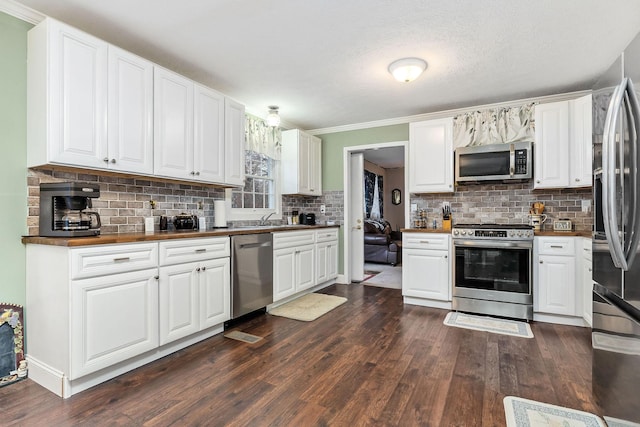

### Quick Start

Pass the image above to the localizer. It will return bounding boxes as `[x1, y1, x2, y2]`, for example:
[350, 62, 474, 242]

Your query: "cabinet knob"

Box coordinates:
[575, 178, 580, 182]
[589, 268, 592, 272]
[154, 275, 159, 280]
[443, 255, 448, 259]
[103, 157, 109, 163]
[196, 267, 201, 272]
[190, 171, 195, 175]
[202, 266, 206, 271]
[536, 180, 541, 184]
[110, 158, 116, 164]
[195, 172, 200, 176]
[310, 188, 315, 191]
[539, 260, 544, 264]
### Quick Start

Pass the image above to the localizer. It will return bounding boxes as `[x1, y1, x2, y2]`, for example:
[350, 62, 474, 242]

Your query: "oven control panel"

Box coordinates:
[452, 228, 534, 240]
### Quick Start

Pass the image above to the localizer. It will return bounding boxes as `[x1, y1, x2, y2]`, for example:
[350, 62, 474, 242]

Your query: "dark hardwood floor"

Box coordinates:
[1, 284, 598, 426]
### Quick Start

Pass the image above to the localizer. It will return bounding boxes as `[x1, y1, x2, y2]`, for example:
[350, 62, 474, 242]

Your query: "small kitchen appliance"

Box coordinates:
[299, 213, 316, 225]
[452, 223, 534, 320]
[173, 213, 198, 230]
[39, 182, 101, 237]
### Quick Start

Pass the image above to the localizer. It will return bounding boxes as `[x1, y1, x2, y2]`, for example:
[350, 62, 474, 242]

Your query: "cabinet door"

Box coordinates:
[199, 257, 231, 329]
[534, 101, 570, 189]
[159, 262, 199, 345]
[569, 94, 593, 188]
[316, 242, 329, 284]
[298, 132, 311, 194]
[224, 98, 245, 186]
[582, 239, 593, 326]
[327, 241, 338, 280]
[308, 135, 322, 195]
[409, 118, 454, 193]
[70, 269, 158, 379]
[402, 248, 450, 301]
[273, 247, 296, 301]
[194, 84, 225, 183]
[48, 20, 108, 168]
[296, 245, 316, 291]
[154, 67, 194, 179]
[107, 46, 154, 174]
[536, 255, 576, 315]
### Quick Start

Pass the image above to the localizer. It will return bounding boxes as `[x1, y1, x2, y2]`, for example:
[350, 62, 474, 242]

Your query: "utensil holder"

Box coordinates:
[442, 218, 451, 231]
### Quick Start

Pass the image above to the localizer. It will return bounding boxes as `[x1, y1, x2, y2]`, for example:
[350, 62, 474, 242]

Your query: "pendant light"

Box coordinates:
[266, 105, 281, 127]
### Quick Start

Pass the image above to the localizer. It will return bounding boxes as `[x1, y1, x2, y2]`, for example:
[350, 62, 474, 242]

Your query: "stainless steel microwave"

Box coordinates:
[455, 141, 532, 183]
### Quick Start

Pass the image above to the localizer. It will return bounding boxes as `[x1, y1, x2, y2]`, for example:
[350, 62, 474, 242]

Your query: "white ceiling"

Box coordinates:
[12, 0, 640, 131]
[364, 147, 405, 169]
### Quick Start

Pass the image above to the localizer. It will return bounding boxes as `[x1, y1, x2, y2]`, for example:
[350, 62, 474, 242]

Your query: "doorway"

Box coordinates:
[343, 141, 409, 285]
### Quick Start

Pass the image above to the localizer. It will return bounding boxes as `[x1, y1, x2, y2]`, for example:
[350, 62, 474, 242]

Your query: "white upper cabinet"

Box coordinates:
[534, 95, 592, 189]
[569, 94, 593, 187]
[107, 46, 154, 174]
[27, 18, 244, 186]
[281, 129, 323, 196]
[194, 84, 225, 183]
[153, 67, 195, 180]
[409, 118, 454, 193]
[224, 98, 246, 186]
[27, 18, 108, 169]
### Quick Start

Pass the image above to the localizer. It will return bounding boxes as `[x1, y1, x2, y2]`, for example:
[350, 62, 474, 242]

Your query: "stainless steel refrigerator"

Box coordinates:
[592, 30, 640, 425]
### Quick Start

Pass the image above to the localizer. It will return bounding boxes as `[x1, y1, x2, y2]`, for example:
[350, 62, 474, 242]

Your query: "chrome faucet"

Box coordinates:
[259, 212, 274, 225]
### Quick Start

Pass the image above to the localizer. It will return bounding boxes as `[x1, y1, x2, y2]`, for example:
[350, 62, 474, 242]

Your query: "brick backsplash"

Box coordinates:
[283, 191, 344, 225]
[410, 182, 593, 231]
[28, 169, 225, 235]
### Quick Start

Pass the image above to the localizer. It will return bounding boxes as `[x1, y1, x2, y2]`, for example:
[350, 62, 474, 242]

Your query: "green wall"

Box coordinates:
[0, 13, 32, 306]
[318, 123, 409, 274]
[320, 124, 409, 191]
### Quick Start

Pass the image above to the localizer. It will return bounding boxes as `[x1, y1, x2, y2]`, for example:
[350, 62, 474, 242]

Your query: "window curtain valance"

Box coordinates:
[453, 102, 536, 148]
[245, 114, 282, 160]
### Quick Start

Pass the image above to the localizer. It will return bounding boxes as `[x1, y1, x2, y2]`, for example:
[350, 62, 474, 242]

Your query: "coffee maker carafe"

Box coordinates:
[39, 182, 101, 237]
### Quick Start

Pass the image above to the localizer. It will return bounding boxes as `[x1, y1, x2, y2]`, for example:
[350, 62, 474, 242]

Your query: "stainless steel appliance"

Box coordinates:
[39, 182, 101, 237]
[173, 213, 198, 230]
[230, 233, 273, 319]
[452, 223, 534, 320]
[591, 30, 640, 425]
[455, 141, 532, 183]
[299, 213, 316, 225]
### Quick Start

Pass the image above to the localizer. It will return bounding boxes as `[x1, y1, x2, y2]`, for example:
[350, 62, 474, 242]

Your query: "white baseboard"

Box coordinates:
[26, 355, 65, 397]
[533, 312, 589, 327]
[403, 296, 452, 310]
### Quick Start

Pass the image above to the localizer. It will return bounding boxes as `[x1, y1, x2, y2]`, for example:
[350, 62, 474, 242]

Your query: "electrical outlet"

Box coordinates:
[581, 199, 591, 213]
[320, 204, 326, 214]
[411, 203, 418, 212]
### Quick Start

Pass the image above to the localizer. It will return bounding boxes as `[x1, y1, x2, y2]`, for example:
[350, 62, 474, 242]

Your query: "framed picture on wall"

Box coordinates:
[391, 188, 401, 205]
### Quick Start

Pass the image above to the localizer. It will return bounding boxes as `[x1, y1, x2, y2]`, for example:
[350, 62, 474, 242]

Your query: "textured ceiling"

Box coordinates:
[13, 0, 640, 131]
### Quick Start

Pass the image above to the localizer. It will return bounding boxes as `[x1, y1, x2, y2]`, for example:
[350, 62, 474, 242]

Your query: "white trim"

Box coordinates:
[403, 296, 453, 310]
[343, 140, 408, 284]
[533, 312, 589, 327]
[307, 90, 591, 135]
[0, 0, 45, 24]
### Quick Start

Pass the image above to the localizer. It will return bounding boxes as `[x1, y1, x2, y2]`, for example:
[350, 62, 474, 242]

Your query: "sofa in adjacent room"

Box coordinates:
[363, 219, 400, 266]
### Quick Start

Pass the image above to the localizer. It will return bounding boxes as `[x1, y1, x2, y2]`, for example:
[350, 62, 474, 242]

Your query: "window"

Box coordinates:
[227, 151, 281, 221]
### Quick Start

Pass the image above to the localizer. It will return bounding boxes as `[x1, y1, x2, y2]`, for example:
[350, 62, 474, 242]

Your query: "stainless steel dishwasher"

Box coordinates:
[230, 233, 273, 319]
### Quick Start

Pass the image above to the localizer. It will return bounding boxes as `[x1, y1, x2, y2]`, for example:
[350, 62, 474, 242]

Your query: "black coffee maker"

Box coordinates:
[39, 182, 101, 237]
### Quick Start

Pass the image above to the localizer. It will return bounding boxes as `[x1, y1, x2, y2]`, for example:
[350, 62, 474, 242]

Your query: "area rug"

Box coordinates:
[504, 396, 606, 427]
[269, 293, 347, 322]
[223, 330, 263, 344]
[444, 312, 534, 338]
[362, 270, 380, 281]
[362, 267, 402, 289]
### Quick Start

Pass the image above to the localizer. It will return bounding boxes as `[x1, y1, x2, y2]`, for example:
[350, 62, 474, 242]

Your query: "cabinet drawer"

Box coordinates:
[582, 238, 592, 261]
[273, 230, 315, 249]
[71, 243, 158, 279]
[316, 228, 339, 243]
[536, 237, 575, 256]
[159, 237, 230, 266]
[403, 233, 450, 250]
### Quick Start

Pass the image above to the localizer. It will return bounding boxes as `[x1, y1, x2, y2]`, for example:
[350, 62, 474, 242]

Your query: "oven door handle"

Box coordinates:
[453, 240, 532, 250]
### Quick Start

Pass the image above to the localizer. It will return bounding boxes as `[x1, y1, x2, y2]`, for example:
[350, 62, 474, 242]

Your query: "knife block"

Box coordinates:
[442, 217, 451, 231]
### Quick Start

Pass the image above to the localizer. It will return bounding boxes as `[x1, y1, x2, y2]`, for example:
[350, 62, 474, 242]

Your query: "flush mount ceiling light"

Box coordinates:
[266, 105, 281, 127]
[388, 57, 428, 83]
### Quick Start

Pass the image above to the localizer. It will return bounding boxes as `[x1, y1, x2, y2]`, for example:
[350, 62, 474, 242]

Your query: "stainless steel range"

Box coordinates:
[452, 223, 534, 320]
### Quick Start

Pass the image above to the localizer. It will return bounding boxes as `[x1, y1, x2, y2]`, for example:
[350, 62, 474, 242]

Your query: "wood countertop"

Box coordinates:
[401, 228, 591, 238]
[22, 224, 339, 247]
[401, 228, 450, 234]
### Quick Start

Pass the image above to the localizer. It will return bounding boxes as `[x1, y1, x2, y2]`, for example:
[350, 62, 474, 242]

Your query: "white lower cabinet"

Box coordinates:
[26, 237, 230, 398]
[70, 268, 159, 379]
[534, 236, 585, 322]
[581, 238, 593, 326]
[272, 228, 339, 304]
[402, 233, 451, 304]
[158, 238, 231, 345]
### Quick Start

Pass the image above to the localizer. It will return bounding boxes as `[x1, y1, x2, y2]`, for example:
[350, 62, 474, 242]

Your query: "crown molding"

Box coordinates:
[0, 0, 45, 24]
[307, 89, 592, 136]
